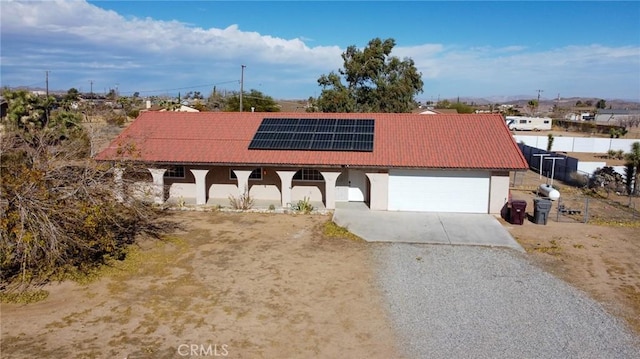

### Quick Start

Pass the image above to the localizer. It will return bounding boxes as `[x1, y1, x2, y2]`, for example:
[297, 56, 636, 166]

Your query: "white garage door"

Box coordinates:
[388, 170, 490, 213]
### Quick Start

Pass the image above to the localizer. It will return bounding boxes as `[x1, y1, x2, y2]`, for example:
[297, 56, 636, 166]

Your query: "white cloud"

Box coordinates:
[1, 0, 343, 68]
[1, 0, 638, 100]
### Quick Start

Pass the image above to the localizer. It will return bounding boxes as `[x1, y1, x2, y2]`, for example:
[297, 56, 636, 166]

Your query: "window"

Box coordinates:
[519, 119, 527, 124]
[229, 168, 262, 180]
[293, 169, 324, 181]
[543, 120, 550, 124]
[164, 166, 185, 178]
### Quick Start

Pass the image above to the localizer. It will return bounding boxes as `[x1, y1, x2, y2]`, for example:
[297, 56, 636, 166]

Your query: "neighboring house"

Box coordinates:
[594, 109, 640, 123]
[142, 102, 199, 112]
[95, 112, 528, 214]
[565, 112, 593, 121]
[418, 108, 459, 115]
[157, 105, 199, 112]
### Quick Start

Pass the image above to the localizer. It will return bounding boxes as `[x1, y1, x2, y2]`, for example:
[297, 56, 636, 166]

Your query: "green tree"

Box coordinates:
[1, 89, 53, 130]
[225, 89, 280, 112]
[434, 99, 474, 113]
[315, 37, 423, 113]
[547, 134, 555, 151]
[206, 87, 226, 111]
[624, 141, 640, 195]
[596, 99, 606, 109]
[527, 99, 538, 114]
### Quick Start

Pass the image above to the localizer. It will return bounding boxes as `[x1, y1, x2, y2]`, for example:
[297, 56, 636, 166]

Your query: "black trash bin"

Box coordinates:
[533, 198, 553, 225]
[510, 200, 527, 225]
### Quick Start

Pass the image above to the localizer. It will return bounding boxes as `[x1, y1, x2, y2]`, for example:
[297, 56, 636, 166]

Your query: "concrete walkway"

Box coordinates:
[333, 202, 524, 252]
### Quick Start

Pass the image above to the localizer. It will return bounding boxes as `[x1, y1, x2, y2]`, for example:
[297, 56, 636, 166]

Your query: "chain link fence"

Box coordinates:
[511, 170, 639, 225]
[553, 193, 639, 224]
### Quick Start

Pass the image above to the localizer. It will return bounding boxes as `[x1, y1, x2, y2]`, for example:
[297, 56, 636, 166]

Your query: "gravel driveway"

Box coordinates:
[372, 244, 640, 359]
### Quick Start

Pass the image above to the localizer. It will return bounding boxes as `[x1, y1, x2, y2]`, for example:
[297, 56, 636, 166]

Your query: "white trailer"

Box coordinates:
[506, 116, 552, 131]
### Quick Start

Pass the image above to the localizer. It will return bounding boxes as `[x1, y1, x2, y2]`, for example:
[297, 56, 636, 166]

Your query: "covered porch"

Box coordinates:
[118, 165, 390, 211]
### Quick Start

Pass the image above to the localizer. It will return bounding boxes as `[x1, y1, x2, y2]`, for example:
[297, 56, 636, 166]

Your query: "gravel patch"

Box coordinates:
[372, 244, 640, 359]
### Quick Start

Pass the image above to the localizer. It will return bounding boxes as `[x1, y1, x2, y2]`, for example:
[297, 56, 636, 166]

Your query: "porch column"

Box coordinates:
[190, 169, 210, 205]
[148, 168, 167, 204]
[113, 167, 124, 202]
[366, 172, 389, 211]
[232, 170, 253, 197]
[276, 170, 297, 208]
[320, 171, 341, 210]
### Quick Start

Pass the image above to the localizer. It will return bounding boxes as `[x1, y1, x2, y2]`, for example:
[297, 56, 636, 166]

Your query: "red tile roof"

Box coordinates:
[95, 112, 528, 170]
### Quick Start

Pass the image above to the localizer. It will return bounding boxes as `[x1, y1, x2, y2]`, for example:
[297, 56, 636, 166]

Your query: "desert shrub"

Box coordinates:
[569, 172, 589, 187]
[127, 108, 140, 119]
[293, 197, 314, 214]
[228, 188, 254, 210]
[106, 112, 126, 126]
[1, 89, 172, 291]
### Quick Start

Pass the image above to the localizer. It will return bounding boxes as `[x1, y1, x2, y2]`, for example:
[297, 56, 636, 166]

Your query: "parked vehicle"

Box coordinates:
[506, 116, 552, 131]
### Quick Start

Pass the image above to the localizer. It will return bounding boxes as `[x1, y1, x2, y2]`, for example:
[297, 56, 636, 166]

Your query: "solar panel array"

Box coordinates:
[248, 118, 375, 152]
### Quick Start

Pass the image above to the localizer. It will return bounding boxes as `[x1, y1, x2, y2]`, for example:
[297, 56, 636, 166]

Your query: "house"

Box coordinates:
[594, 109, 640, 123]
[95, 112, 528, 214]
[417, 108, 459, 115]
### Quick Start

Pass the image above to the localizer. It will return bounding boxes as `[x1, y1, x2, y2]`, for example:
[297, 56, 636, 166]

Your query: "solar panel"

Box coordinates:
[248, 118, 375, 152]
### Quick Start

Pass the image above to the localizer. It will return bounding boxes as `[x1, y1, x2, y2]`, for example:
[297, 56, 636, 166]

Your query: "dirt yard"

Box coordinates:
[1, 211, 401, 359]
[2, 182, 639, 357]
[506, 170, 640, 335]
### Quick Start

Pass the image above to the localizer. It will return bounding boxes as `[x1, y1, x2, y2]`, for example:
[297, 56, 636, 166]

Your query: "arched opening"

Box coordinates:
[291, 169, 325, 205]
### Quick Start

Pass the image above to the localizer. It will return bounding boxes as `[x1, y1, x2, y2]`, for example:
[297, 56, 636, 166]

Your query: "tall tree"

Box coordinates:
[624, 141, 640, 195]
[225, 89, 280, 112]
[527, 99, 539, 115]
[596, 99, 606, 109]
[315, 38, 423, 113]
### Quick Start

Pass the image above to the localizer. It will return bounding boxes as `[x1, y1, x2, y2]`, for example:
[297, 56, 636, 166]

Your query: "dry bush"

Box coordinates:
[228, 188, 254, 210]
[1, 110, 173, 291]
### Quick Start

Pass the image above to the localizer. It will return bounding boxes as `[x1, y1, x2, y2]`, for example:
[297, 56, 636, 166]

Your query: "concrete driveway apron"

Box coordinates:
[332, 202, 523, 252]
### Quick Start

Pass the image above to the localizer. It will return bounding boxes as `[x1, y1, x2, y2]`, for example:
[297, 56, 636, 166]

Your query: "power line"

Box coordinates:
[120, 80, 238, 95]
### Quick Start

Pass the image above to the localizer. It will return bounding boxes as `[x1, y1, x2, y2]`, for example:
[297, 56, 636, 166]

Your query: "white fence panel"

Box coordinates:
[592, 138, 612, 153]
[573, 138, 596, 152]
[577, 162, 607, 175]
[515, 136, 638, 153]
[513, 135, 539, 148]
[552, 137, 574, 152]
[609, 139, 637, 152]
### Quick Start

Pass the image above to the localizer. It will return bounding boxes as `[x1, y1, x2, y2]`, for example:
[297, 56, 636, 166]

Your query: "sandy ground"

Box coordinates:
[1, 211, 401, 359]
[2, 172, 639, 357]
[505, 219, 640, 335]
[506, 170, 640, 335]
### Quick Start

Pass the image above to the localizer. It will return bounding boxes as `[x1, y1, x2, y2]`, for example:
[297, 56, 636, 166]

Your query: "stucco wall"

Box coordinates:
[489, 172, 510, 214]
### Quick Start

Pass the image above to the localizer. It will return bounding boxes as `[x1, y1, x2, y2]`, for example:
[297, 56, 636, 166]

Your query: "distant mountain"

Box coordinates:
[428, 95, 639, 109]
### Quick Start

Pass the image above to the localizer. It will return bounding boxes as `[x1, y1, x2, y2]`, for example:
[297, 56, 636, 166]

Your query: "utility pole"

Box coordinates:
[45, 71, 50, 124]
[45, 70, 49, 97]
[535, 89, 544, 115]
[89, 80, 94, 99]
[239, 65, 246, 112]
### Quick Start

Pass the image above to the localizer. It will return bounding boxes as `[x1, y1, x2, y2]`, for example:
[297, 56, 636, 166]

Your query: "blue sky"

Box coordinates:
[1, 0, 639, 102]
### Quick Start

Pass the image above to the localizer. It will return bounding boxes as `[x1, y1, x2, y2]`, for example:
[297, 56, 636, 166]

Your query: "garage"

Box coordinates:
[388, 170, 490, 213]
